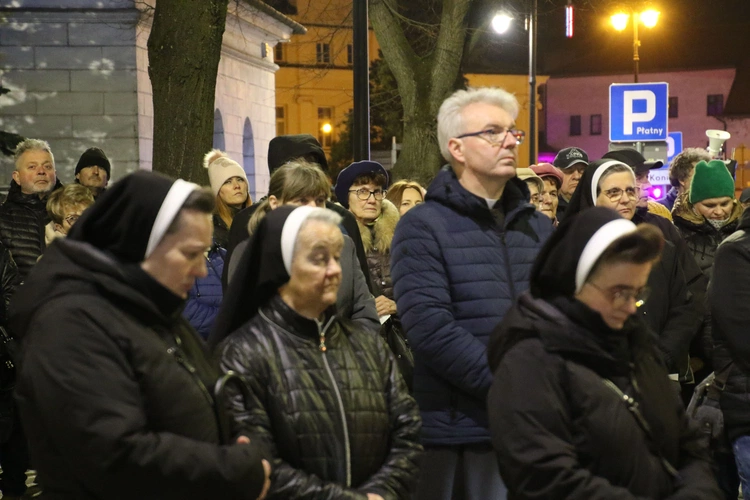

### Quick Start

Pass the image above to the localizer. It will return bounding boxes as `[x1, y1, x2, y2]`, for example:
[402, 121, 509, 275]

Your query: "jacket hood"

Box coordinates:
[6, 178, 63, 206]
[267, 134, 329, 175]
[356, 198, 399, 254]
[426, 165, 534, 222]
[489, 293, 619, 372]
[672, 190, 743, 232]
[9, 239, 165, 340]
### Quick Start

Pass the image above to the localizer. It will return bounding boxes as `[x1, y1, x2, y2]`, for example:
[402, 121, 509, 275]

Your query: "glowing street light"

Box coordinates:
[321, 123, 332, 134]
[610, 8, 660, 83]
[492, 13, 513, 34]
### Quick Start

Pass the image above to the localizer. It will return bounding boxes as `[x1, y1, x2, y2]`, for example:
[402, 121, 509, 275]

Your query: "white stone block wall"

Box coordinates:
[0, 5, 140, 185]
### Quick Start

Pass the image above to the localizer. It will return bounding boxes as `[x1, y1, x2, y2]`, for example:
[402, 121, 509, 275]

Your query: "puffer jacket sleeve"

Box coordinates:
[0, 245, 19, 328]
[17, 307, 267, 500]
[489, 339, 650, 500]
[356, 339, 422, 498]
[219, 337, 368, 500]
[391, 214, 492, 400]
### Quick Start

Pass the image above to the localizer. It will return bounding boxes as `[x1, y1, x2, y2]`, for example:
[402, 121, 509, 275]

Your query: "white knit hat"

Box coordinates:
[203, 149, 248, 196]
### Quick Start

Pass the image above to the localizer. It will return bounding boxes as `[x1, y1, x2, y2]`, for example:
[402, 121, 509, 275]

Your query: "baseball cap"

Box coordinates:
[553, 147, 589, 170]
[602, 148, 664, 175]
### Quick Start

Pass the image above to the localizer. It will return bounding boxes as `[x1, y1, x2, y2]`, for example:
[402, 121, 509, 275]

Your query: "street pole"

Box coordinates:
[528, 0, 537, 164]
[352, 0, 370, 161]
[632, 13, 640, 83]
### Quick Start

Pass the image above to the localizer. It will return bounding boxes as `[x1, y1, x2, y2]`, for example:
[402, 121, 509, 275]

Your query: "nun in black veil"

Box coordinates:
[210, 205, 422, 500]
[485, 207, 721, 499]
[8, 170, 270, 500]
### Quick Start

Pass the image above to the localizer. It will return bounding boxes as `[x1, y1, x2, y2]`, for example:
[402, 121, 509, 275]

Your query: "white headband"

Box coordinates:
[145, 179, 200, 259]
[280, 206, 317, 274]
[591, 160, 635, 206]
[575, 218, 638, 293]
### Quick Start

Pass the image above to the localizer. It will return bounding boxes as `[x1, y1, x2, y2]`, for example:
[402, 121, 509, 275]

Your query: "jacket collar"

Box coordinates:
[259, 294, 337, 344]
[426, 165, 536, 226]
[6, 178, 63, 207]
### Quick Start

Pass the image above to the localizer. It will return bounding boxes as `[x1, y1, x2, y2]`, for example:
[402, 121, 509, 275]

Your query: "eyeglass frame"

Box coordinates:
[349, 187, 387, 201]
[63, 213, 82, 225]
[586, 281, 651, 308]
[455, 127, 525, 146]
[601, 186, 640, 202]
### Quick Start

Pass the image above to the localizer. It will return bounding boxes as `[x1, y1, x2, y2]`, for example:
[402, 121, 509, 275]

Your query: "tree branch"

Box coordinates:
[429, 0, 473, 107]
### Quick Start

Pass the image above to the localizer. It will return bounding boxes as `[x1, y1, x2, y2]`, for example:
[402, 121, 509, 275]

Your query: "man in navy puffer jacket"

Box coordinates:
[391, 87, 553, 500]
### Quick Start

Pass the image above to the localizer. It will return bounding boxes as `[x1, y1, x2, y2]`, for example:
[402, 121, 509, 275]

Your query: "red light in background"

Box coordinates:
[565, 4, 574, 38]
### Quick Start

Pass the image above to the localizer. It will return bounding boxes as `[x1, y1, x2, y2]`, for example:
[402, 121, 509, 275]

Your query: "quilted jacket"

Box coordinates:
[0, 179, 62, 280]
[184, 245, 226, 340]
[390, 165, 553, 446]
[218, 294, 423, 499]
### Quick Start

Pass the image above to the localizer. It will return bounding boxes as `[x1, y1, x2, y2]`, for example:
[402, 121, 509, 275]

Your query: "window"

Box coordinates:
[570, 115, 581, 136]
[274, 43, 284, 62]
[316, 43, 331, 64]
[276, 106, 286, 137]
[590, 114, 602, 136]
[668, 96, 678, 118]
[707, 94, 724, 116]
[347, 44, 353, 65]
[318, 107, 333, 148]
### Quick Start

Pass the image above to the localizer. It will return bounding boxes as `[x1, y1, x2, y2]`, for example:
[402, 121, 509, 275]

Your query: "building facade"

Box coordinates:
[0, 0, 301, 200]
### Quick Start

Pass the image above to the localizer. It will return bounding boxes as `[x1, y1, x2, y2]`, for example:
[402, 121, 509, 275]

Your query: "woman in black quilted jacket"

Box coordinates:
[211, 205, 422, 500]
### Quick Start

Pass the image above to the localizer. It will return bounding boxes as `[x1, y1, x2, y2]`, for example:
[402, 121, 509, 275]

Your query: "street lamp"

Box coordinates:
[611, 9, 660, 83]
[491, 1, 537, 164]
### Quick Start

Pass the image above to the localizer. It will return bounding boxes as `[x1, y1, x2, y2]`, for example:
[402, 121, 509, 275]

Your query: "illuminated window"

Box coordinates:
[276, 106, 286, 137]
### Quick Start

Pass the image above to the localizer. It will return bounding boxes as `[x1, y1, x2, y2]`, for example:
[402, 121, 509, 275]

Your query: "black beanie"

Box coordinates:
[75, 147, 111, 177]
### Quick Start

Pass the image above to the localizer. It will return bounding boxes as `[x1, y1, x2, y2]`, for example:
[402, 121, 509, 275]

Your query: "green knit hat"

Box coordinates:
[689, 160, 735, 204]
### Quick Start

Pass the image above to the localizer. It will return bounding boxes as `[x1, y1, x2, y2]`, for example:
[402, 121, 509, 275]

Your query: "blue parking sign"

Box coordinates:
[610, 83, 669, 142]
[667, 132, 683, 163]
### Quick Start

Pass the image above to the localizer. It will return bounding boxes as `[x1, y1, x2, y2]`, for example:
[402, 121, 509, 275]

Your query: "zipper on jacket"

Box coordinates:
[318, 318, 351, 488]
[168, 333, 214, 407]
[500, 233, 518, 300]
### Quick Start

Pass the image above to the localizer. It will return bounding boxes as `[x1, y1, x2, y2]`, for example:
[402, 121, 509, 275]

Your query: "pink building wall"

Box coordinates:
[545, 68, 738, 161]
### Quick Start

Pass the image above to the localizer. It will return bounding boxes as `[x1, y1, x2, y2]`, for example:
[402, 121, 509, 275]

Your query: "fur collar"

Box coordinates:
[356, 199, 400, 254]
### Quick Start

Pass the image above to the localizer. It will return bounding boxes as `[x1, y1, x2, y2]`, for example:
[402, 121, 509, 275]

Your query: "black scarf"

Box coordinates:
[208, 205, 298, 350]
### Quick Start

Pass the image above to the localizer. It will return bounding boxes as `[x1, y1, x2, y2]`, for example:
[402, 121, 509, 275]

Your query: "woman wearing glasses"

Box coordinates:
[563, 159, 701, 391]
[487, 207, 721, 499]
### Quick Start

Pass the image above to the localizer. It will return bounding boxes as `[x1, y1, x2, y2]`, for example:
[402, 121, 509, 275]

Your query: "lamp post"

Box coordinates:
[491, 0, 537, 164]
[611, 9, 660, 83]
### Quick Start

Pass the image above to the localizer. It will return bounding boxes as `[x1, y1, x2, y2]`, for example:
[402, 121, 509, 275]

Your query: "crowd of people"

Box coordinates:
[0, 84, 747, 499]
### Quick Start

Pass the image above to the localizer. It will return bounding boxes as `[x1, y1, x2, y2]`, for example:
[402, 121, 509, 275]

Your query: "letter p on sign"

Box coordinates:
[623, 90, 656, 135]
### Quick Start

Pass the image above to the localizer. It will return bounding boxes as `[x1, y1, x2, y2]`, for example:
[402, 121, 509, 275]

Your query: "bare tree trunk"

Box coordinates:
[147, 0, 229, 183]
[370, 0, 474, 184]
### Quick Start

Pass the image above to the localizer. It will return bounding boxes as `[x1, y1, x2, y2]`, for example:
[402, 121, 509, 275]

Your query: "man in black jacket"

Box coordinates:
[0, 139, 62, 280]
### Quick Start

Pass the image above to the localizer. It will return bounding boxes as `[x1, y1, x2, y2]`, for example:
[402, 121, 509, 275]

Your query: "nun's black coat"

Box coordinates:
[486, 208, 721, 499]
[8, 172, 267, 500]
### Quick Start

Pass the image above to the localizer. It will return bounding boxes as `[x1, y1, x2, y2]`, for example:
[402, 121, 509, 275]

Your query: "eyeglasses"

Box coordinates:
[456, 127, 525, 146]
[587, 281, 651, 308]
[64, 214, 81, 225]
[530, 194, 543, 204]
[602, 187, 639, 202]
[349, 188, 386, 201]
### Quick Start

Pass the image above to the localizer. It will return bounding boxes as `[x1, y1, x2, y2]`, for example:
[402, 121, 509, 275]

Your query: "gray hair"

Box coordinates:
[437, 87, 520, 162]
[14, 138, 55, 170]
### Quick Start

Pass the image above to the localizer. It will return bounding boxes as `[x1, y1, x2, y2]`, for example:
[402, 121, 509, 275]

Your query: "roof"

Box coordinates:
[246, 0, 306, 35]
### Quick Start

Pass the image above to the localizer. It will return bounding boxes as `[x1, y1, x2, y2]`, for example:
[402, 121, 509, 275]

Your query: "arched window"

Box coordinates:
[213, 109, 225, 151]
[242, 118, 256, 199]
